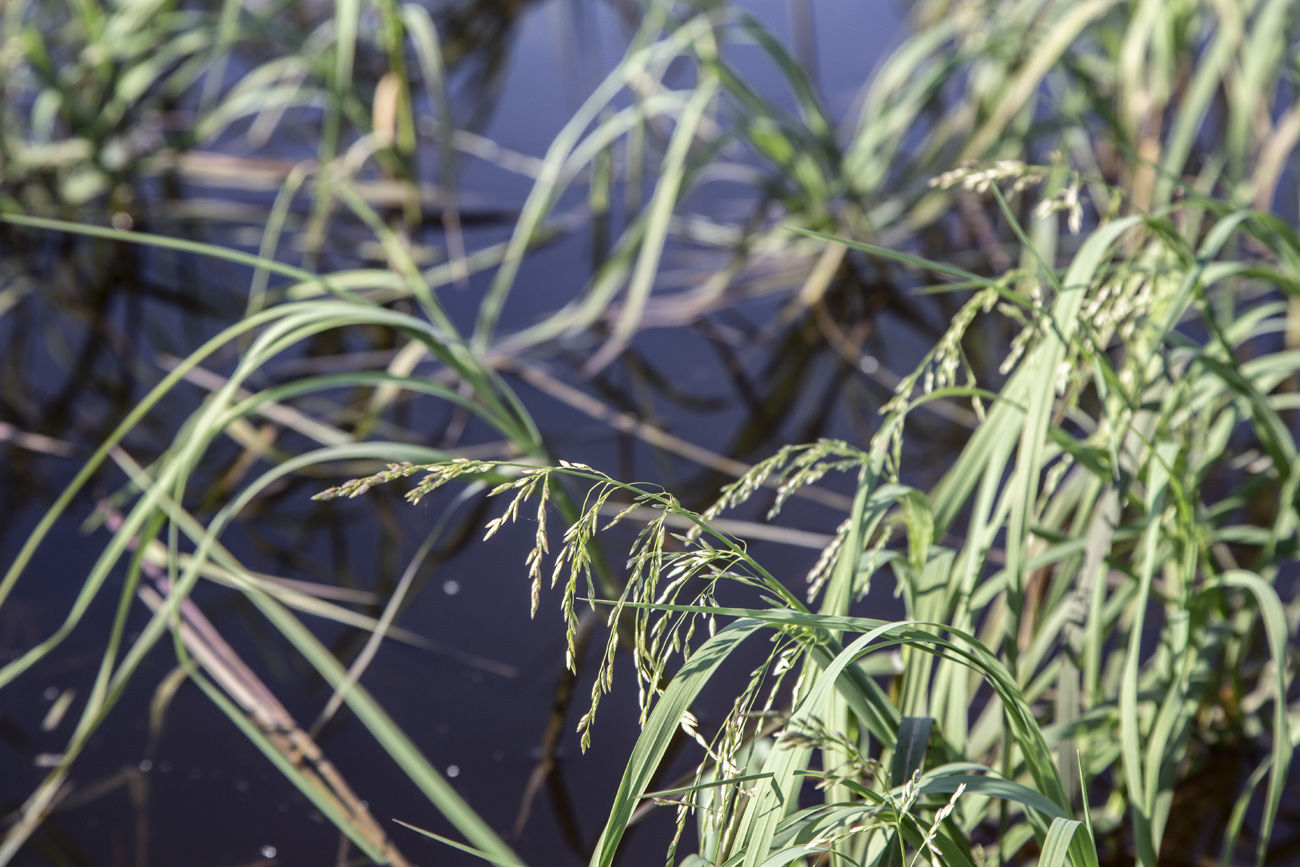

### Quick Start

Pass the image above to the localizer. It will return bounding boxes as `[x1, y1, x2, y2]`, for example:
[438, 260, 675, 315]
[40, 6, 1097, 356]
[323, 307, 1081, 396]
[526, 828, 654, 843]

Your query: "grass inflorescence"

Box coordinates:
[2, 0, 1299, 865]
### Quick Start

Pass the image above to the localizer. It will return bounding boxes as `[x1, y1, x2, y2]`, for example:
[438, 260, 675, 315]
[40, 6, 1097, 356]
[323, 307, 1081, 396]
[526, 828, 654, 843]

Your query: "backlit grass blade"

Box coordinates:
[1215, 571, 1293, 867]
[959, 0, 1121, 161]
[1038, 817, 1099, 867]
[472, 14, 714, 350]
[591, 620, 763, 867]
[191, 670, 397, 864]
[0, 213, 363, 301]
[921, 771, 1068, 823]
[393, 821, 527, 867]
[586, 67, 719, 372]
[1119, 440, 1179, 867]
[402, 4, 468, 282]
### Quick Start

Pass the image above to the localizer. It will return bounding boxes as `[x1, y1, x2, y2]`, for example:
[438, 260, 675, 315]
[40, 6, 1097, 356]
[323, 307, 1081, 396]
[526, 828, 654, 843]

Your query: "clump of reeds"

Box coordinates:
[3, 0, 1299, 865]
[339, 163, 1299, 865]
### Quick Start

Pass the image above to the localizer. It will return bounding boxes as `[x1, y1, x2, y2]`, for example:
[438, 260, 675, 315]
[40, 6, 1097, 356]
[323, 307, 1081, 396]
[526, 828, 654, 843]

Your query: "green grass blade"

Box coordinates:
[590, 620, 763, 867]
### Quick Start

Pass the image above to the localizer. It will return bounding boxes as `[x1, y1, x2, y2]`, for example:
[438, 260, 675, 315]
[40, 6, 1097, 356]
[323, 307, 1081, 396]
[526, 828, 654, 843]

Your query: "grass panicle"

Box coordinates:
[3, 0, 1300, 864]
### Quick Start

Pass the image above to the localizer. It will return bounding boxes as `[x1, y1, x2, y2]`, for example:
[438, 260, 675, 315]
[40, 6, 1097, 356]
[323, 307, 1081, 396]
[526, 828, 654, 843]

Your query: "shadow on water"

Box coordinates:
[2, 0, 1298, 864]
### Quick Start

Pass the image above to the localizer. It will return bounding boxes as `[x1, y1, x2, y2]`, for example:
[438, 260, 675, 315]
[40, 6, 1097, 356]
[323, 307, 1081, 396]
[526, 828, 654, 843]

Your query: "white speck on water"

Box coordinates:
[43, 687, 59, 701]
[859, 356, 880, 374]
[138, 760, 152, 773]
[443, 579, 460, 595]
[260, 845, 277, 859]
[447, 765, 460, 778]
[111, 212, 133, 231]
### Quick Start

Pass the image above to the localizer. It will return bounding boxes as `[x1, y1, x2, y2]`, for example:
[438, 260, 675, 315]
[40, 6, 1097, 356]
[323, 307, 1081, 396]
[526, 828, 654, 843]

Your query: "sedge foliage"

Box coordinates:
[325, 167, 1300, 867]
[332, 164, 1300, 867]
[4, 0, 1300, 865]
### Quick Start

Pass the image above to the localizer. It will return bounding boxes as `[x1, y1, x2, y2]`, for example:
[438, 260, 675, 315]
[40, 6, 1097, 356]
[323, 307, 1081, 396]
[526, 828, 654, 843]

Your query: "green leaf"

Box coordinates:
[1039, 817, 1099, 867]
[591, 620, 763, 867]
[892, 717, 933, 787]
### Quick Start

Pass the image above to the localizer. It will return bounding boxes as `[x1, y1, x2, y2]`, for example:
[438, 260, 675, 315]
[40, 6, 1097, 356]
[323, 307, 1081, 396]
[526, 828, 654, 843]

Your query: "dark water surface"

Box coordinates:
[0, 1, 930, 865]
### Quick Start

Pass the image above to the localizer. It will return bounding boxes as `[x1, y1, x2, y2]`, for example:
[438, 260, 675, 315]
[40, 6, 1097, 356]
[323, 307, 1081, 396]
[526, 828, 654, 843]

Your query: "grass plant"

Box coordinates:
[326, 176, 1300, 866]
[1, 0, 1299, 865]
